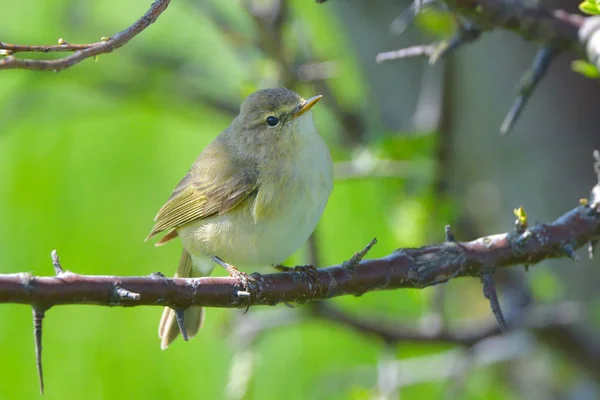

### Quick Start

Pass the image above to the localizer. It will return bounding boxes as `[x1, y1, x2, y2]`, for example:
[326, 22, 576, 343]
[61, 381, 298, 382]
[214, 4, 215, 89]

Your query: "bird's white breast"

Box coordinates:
[178, 112, 333, 271]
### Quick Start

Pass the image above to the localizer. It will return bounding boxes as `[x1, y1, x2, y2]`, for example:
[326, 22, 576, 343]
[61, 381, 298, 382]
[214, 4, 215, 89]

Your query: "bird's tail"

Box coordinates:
[158, 250, 212, 350]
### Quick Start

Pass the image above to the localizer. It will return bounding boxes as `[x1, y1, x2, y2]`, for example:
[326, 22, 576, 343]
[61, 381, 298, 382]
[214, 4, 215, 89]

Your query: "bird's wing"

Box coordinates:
[146, 140, 258, 242]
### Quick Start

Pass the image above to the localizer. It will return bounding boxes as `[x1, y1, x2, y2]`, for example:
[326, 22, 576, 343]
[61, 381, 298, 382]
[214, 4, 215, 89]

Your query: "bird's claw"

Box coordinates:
[227, 266, 255, 291]
[212, 256, 257, 313]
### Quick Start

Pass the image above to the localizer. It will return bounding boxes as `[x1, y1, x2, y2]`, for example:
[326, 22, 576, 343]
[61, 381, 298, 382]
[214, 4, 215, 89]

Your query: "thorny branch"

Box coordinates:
[326, 0, 597, 135]
[0, 0, 171, 71]
[2, 190, 597, 311]
[3, 0, 600, 391]
[1, 151, 600, 392]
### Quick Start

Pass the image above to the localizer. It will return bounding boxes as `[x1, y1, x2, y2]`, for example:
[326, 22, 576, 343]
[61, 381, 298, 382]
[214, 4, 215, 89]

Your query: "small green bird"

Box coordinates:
[146, 88, 333, 349]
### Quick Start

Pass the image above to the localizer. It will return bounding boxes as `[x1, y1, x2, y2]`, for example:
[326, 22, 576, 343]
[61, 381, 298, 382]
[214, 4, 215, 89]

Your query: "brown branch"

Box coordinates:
[311, 302, 499, 347]
[0, 194, 599, 310]
[311, 300, 581, 345]
[450, 1, 584, 50]
[355, 0, 597, 135]
[0, 0, 171, 71]
[3, 155, 600, 393]
[0, 41, 109, 54]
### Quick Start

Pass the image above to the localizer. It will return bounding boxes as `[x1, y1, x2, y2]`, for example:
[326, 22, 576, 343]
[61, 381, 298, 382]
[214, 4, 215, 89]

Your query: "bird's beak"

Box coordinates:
[293, 95, 323, 118]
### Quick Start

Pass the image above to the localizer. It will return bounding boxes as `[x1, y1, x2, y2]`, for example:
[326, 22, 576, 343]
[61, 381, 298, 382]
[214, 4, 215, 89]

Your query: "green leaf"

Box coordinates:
[580, 1, 600, 15]
[415, 9, 456, 37]
[571, 59, 600, 78]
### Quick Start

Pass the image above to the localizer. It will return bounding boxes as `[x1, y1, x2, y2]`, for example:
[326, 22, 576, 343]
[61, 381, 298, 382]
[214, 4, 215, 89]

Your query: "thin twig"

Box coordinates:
[376, 45, 436, 63]
[0, 0, 171, 71]
[313, 300, 582, 342]
[0, 41, 108, 54]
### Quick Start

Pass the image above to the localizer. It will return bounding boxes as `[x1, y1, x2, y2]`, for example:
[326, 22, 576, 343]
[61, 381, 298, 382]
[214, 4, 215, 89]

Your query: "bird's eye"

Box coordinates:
[266, 116, 279, 127]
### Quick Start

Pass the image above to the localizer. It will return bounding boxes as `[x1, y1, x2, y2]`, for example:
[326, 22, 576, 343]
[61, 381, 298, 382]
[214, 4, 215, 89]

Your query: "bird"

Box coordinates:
[146, 88, 333, 349]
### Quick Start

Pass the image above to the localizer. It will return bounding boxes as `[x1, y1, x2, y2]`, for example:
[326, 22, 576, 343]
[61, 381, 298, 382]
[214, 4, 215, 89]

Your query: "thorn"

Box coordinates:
[563, 243, 579, 262]
[354, 238, 378, 262]
[500, 47, 556, 135]
[444, 225, 455, 242]
[149, 271, 167, 279]
[343, 238, 377, 271]
[114, 285, 140, 301]
[589, 240, 597, 260]
[283, 302, 298, 308]
[51, 250, 64, 275]
[32, 307, 45, 394]
[480, 272, 507, 333]
[174, 309, 189, 341]
[524, 264, 529, 272]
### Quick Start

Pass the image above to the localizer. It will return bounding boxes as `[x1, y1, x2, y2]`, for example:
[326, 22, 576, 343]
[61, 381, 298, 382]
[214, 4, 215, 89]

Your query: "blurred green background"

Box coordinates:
[1, 0, 600, 399]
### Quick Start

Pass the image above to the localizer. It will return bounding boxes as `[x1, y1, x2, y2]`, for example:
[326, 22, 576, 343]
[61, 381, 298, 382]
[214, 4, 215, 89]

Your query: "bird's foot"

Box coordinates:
[228, 266, 254, 291]
[212, 256, 257, 313]
[212, 256, 255, 289]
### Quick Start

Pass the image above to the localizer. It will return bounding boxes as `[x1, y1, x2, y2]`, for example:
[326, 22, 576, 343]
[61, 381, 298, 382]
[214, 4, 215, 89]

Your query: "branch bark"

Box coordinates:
[0, 0, 171, 71]
[1, 194, 598, 311]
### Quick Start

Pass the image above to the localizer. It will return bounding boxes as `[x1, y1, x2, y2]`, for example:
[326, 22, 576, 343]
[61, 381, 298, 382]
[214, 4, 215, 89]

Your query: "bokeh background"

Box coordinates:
[1, 0, 600, 399]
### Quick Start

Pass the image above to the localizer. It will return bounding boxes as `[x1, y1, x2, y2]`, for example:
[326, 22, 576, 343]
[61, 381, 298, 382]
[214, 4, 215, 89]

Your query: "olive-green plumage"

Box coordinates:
[147, 88, 333, 349]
